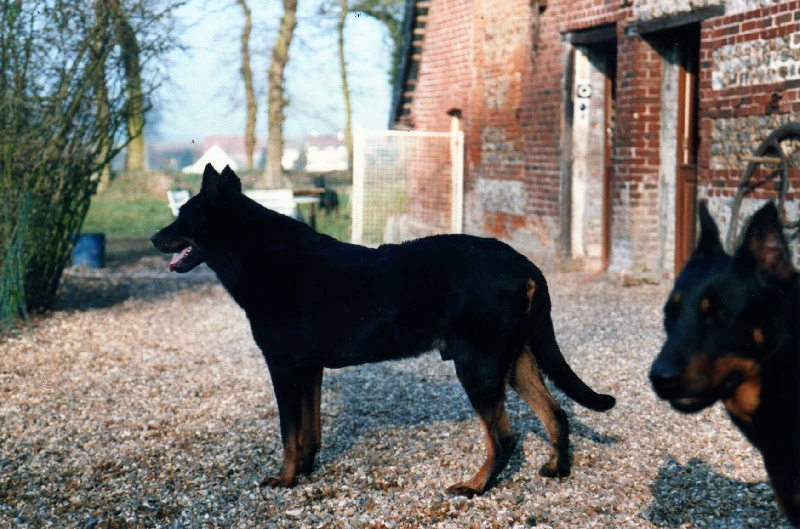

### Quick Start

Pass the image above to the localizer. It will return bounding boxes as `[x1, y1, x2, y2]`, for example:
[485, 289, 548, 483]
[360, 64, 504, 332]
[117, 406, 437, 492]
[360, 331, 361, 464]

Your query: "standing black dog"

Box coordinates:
[650, 202, 799, 526]
[152, 164, 615, 496]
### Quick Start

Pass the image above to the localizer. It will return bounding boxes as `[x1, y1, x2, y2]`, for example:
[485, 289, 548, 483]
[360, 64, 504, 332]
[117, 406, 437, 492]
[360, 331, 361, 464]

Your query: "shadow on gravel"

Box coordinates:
[646, 457, 787, 528]
[54, 270, 216, 311]
[320, 358, 618, 484]
[54, 239, 216, 311]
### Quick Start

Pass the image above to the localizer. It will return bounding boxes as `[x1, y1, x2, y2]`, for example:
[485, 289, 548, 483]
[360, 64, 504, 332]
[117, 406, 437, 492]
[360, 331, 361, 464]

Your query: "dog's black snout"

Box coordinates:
[149, 231, 164, 251]
[649, 361, 682, 397]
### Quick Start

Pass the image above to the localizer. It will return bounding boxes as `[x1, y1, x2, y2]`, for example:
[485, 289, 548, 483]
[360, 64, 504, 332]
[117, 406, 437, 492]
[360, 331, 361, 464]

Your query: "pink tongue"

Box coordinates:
[169, 247, 191, 272]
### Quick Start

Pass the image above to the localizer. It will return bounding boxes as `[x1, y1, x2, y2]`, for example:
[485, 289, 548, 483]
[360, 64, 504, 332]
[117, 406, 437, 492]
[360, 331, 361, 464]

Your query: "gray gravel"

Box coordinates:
[0, 254, 791, 528]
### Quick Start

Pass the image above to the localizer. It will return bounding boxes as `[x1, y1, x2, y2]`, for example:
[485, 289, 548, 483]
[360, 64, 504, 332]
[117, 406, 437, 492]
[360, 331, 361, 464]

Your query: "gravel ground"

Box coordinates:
[0, 247, 791, 528]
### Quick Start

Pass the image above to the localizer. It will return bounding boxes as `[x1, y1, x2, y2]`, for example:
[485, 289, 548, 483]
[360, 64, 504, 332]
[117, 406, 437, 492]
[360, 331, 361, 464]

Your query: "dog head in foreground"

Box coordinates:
[650, 201, 799, 526]
[151, 163, 242, 273]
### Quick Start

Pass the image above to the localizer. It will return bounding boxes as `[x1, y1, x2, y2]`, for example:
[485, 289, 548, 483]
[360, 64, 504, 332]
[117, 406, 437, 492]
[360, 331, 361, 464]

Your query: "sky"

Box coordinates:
[156, 0, 395, 143]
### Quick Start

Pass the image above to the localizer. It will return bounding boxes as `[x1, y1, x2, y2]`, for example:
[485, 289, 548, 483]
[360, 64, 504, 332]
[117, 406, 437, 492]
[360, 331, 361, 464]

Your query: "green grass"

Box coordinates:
[313, 191, 351, 242]
[82, 171, 353, 242]
[82, 198, 174, 239]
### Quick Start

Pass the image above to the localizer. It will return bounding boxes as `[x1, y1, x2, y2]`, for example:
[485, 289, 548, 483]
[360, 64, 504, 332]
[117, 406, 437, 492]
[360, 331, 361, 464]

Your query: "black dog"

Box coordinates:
[313, 175, 339, 215]
[650, 202, 799, 526]
[151, 164, 615, 496]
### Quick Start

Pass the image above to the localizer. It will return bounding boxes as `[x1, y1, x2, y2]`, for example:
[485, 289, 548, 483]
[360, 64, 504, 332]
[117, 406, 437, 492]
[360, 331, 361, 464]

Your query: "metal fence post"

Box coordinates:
[351, 125, 365, 245]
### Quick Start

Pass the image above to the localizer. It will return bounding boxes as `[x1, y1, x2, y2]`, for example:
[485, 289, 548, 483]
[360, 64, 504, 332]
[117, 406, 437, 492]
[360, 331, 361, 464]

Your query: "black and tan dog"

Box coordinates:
[151, 164, 615, 496]
[650, 202, 799, 526]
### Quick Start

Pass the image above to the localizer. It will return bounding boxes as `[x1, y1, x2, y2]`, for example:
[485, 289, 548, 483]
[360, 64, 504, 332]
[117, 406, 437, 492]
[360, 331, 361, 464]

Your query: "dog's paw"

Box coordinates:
[538, 460, 570, 478]
[260, 474, 297, 488]
[445, 482, 483, 498]
[297, 458, 316, 476]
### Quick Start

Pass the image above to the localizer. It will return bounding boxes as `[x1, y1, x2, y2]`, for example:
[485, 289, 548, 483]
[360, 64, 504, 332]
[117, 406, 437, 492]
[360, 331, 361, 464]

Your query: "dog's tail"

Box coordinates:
[523, 278, 616, 412]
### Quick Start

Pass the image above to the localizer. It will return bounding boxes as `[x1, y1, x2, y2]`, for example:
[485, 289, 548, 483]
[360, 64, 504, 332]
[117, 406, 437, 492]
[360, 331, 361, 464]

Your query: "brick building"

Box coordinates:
[391, 0, 800, 281]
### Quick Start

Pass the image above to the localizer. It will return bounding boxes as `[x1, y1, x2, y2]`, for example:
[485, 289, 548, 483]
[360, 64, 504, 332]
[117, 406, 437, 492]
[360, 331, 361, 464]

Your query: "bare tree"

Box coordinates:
[322, 0, 403, 174]
[91, 0, 186, 174]
[349, 0, 404, 86]
[236, 0, 257, 171]
[264, 0, 298, 188]
[0, 0, 183, 324]
[337, 0, 353, 173]
[93, 0, 113, 189]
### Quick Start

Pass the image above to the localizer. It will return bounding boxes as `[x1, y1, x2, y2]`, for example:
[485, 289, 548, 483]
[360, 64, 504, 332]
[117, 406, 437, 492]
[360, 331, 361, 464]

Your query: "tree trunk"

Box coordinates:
[264, 0, 298, 188]
[349, 0, 404, 87]
[93, 0, 112, 190]
[108, 0, 146, 172]
[237, 0, 257, 171]
[338, 0, 353, 174]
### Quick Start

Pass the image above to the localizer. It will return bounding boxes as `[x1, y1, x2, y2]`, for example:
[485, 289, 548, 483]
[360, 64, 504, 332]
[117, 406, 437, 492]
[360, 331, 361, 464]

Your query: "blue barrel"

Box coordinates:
[72, 233, 105, 269]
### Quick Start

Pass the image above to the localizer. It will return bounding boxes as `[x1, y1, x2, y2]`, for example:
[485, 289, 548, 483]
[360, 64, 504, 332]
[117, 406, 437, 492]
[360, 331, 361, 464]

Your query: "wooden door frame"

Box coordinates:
[602, 63, 615, 265]
[563, 25, 617, 265]
[674, 25, 700, 274]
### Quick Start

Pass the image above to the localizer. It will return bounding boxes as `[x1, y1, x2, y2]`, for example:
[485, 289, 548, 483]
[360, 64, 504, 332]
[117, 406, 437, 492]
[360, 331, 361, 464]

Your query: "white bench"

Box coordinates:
[168, 188, 299, 220]
[166, 189, 191, 217]
[244, 189, 299, 219]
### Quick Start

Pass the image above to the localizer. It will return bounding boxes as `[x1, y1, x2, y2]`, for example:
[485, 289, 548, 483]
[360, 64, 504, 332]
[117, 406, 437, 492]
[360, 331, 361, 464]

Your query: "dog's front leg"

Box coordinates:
[297, 367, 323, 475]
[261, 363, 303, 488]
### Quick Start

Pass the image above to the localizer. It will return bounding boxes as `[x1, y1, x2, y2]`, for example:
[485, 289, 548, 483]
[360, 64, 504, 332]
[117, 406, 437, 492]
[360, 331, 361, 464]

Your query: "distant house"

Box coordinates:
[147, 141, 203, 172]
[282, 138, 305, 171]
[181, 144, 238, 174]
[304, 133, 348, 173]
[202, 135, 266, 170]
[162, 133, 348, 174]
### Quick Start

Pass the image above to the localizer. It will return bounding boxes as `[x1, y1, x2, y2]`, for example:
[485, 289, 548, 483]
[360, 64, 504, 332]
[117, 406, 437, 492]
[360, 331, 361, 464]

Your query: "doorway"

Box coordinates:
[567, 27, 616, 270]
[674, 26, 700, 274]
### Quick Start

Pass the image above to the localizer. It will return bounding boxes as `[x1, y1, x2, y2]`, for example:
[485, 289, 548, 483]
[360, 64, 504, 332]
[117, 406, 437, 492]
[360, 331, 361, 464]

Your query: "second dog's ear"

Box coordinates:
[201, 163, 221, 205]
[220, 165, 242, 193]
[694, 201, 725, 258]
[734, 201, 795, 284]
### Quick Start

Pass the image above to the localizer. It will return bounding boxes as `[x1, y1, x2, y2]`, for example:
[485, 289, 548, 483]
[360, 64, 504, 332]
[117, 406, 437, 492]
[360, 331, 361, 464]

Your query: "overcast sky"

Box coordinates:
[156, 0, 394, 143]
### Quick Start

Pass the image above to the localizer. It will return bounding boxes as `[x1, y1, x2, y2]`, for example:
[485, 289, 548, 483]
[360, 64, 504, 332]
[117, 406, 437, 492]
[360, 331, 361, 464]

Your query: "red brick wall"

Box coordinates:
[695, 2, 800, 266]
[406, 0, 800, 275]
[699, 2, 800, 207]
[409, 0, 473, 131]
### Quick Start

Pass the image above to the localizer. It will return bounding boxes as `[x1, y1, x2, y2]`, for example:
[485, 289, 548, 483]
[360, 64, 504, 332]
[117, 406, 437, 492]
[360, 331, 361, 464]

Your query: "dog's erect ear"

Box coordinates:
[219, 165, 242, 193]
[694, 201, 725, 258]
[200, 163, 221, 204]
[734, 201, 795, 283]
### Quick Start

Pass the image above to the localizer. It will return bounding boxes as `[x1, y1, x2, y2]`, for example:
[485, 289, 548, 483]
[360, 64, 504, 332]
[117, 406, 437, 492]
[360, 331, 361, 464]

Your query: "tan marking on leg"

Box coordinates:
[524, 279, 537, 314]
[446, 401, 514, 497]
[262, 433, 300, 488]
[511, 346, 569, 477]
[298, 369, 323, 475]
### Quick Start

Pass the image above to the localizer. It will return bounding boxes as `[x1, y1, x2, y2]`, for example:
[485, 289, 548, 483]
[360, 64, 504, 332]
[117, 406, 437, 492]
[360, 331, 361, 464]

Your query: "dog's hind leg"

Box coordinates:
[447, 353, 516, 497]
[510, 345, 570, 477]
[298, 367, 323, 475]
[261, 363, 303, 488]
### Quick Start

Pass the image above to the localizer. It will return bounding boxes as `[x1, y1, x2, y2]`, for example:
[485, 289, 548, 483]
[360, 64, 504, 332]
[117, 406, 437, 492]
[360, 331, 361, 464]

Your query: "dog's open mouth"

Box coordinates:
[169, 244, 204, 273]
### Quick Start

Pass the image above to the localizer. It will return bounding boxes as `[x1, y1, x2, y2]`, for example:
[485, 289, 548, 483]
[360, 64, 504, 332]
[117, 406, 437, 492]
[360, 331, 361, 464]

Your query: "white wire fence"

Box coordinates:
[351, 127, 464, 246]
